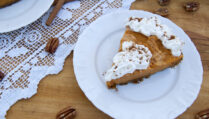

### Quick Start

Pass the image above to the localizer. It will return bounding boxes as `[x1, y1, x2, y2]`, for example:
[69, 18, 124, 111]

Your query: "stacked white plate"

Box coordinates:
[0, 0, 53, 33]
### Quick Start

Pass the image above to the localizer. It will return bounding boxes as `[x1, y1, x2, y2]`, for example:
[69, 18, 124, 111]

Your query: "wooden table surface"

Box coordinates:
[6, 0, 209, 119]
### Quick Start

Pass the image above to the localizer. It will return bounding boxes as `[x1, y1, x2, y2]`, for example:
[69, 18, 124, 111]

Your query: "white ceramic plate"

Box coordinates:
[73, 10, 203, 119]
[0, 0, 53, 33]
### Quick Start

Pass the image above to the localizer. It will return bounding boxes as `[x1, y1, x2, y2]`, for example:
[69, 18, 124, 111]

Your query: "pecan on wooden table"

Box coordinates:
[184, 1, 200, 12]
[196, 108, 209, 119]
[56, 106, 76, 119]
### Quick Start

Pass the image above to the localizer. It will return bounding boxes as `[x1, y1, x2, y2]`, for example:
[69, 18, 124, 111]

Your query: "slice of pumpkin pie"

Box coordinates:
[105, 17, 184, 89]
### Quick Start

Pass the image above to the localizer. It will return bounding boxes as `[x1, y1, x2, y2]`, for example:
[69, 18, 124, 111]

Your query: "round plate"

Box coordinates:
[0, 0, 53, 33]
[73, 10, 203, 119]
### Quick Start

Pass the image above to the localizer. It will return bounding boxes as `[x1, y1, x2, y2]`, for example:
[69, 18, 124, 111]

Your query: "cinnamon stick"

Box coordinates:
[53, 0, 75, 5]
[46, 0, 65, 26]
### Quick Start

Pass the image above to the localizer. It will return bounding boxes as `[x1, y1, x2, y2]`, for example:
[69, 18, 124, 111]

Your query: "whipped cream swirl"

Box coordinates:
[105, 41, 152, 81]
[126, 17, 184, 56]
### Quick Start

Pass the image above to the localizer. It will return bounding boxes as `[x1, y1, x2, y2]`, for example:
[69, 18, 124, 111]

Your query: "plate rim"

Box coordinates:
[0, 0, 54, 33]
[73, 10, 203, 119]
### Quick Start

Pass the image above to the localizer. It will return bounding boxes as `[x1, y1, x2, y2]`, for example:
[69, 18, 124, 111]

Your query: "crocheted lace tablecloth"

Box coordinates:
[0, 0, 135, 118]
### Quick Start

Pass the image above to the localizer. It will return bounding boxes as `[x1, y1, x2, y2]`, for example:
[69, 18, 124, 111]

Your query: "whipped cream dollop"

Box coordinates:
[104, 41, 152, 81]
[126, 17, 184, 56]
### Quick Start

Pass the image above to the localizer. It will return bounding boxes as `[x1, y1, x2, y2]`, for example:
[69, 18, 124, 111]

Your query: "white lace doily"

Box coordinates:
[0, 0, 135, 118]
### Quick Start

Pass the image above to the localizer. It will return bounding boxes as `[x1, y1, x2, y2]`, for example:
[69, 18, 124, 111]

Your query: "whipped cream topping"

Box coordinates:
[126, 17, 184, 56]
[104, 41, 152, 81]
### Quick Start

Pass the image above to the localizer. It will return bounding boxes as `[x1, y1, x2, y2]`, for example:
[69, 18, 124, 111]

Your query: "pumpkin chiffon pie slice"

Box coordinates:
[104, 17, 184, 89]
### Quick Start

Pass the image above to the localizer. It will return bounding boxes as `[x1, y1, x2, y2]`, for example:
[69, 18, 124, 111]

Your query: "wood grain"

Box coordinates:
[6, 0, 209, 119]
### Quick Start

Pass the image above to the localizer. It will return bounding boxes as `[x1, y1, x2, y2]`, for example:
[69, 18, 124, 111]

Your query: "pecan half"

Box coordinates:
[0, 71, 5, 81]
[184, 1, 200, 12]
[158, 0, 170, 6]
[196, 108, 209, 119]
[45, 37, 59, 54]
[56, 106, 76, 119]
[155, 8, 169, 17]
